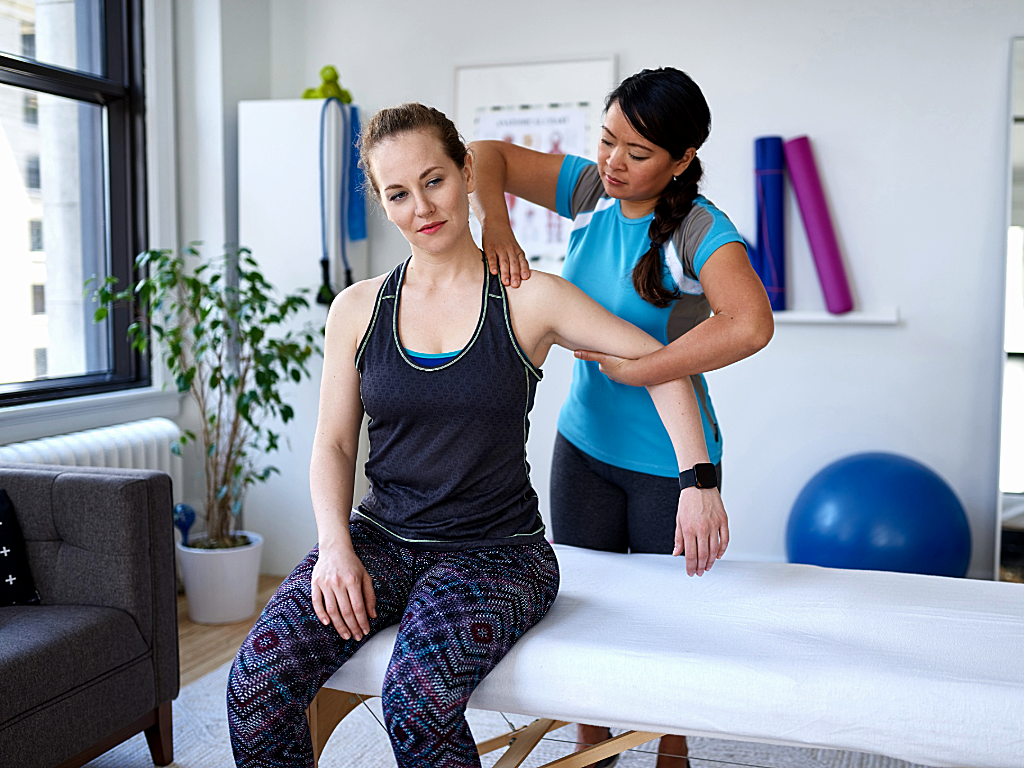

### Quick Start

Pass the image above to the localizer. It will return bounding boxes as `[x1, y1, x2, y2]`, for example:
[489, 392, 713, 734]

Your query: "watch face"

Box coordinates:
[695, 463, 718, 489]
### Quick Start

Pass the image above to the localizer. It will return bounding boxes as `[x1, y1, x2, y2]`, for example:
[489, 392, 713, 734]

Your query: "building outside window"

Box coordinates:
[0, 1, 149, 405]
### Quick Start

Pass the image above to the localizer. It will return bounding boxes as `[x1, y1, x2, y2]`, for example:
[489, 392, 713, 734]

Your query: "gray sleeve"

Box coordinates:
[568, 163, 606, 219]
[671, 205, 716, 281]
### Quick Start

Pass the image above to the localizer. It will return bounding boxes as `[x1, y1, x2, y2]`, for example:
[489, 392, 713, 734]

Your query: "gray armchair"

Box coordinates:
[0, 463, 179, 768]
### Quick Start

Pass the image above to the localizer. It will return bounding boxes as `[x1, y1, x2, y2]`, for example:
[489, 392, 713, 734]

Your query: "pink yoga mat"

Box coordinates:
[783, 136, 853, 314]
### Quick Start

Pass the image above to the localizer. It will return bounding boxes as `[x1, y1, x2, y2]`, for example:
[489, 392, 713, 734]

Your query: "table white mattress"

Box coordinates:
[323, 544, 1024, 768]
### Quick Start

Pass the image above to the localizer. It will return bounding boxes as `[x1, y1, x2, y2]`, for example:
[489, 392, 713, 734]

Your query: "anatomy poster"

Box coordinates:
[474, 105, 589, 259]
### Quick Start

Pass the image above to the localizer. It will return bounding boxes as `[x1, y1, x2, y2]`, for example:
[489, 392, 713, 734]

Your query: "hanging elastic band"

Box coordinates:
[336, 99, 353, 289]
[318, 97, 354, 305]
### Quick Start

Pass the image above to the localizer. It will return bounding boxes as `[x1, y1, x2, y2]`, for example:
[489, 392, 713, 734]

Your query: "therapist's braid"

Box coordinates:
[608, 68, 712, 308]
[636, 161, 703, 307]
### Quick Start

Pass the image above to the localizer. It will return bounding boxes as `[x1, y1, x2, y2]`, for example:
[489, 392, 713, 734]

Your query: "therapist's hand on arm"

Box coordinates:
[468, 140, 565, 288]
[517, 272, 729, 576]
[308, 281, 380, 640]
[574, 241, 774, 385]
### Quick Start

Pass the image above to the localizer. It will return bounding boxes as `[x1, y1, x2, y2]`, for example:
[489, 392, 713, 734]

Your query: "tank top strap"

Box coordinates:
[356, 255, 542, 382]
[485, 274, 543, 381]
[355, 262, 403, 371]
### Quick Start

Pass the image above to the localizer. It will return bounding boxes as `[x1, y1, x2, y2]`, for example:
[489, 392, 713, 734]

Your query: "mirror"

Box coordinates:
[998, 38, 1024, 582]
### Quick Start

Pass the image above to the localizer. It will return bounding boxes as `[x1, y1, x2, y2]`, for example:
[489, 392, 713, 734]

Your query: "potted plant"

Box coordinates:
[90, 245, 322, 623]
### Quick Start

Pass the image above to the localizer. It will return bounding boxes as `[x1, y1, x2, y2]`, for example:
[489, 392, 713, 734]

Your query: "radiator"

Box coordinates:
[0, 417, 183, 503]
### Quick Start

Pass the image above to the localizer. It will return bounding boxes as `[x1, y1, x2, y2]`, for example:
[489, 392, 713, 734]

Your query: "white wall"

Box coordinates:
[254, 0, 1024, 578]
[173, 0, 272, 518]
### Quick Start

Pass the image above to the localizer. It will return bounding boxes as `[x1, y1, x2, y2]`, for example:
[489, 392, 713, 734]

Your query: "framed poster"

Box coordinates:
[455, 58, 616, 262]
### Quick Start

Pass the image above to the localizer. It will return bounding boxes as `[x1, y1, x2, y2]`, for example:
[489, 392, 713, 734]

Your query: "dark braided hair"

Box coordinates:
[607, 68, 712, 308]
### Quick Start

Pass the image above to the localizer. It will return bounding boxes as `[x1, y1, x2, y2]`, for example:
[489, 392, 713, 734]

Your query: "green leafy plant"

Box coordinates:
[89, 246, 323, 548]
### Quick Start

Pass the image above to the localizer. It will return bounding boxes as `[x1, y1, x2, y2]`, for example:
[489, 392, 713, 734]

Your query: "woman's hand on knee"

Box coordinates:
[673, 488, 729, 577]
[311, 546, 377, 641]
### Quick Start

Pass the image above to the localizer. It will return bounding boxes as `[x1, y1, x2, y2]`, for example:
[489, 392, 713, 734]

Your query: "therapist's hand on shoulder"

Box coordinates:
[674, 487, 729, 577]
[482, 224, 531, 288]
[311, 544, 377, 641]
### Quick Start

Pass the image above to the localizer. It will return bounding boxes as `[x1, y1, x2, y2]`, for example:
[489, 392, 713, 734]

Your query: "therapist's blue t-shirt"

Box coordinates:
[555, 154, 744, 476]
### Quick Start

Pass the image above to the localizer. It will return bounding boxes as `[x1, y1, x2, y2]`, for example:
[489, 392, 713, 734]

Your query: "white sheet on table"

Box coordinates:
[324, 544, 1024, 768]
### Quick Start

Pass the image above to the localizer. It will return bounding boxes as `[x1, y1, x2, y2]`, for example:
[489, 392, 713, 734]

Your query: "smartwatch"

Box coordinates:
[679, 463, 718, 491]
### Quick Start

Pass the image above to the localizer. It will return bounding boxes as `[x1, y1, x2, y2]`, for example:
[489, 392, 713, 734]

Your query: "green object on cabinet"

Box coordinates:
[302, 65, 352, 103]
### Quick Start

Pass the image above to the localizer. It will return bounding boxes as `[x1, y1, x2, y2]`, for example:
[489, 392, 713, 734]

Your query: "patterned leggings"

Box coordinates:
[227, 521, 560, 768]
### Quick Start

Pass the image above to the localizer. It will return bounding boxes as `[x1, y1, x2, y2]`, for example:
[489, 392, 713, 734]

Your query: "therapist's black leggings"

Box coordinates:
[550, 432, 722, 555]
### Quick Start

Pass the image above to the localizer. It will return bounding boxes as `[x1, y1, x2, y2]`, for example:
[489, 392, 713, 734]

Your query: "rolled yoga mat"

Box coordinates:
[783, 135, 854, 314]
[753, 136, 786, 310]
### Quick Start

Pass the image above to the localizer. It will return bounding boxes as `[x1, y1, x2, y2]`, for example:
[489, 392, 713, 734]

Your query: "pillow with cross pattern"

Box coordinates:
[0, 490, 41, 606]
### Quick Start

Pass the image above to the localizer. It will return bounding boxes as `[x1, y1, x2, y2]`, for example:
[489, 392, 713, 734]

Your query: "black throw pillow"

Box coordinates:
[0, 489, 41, 606]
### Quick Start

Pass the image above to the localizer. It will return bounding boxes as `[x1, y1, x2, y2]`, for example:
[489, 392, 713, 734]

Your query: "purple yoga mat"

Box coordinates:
[783, 136, 854, 314]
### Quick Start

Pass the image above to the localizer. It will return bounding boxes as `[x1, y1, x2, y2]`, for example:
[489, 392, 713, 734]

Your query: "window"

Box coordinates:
[34, 349, 48, 379]
[32, 285, 45, 315]
[21, 31, 34, 61]
[29, 220, 42, 252]
[25, 154, 40, 190]
[23, 93, 37, 125]
[0, 2, 149, 405]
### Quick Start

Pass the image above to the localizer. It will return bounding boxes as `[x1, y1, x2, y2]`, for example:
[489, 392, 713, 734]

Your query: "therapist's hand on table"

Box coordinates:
[674, 488, 729, 577]
[311, 544, 377, 641]
[482, 224, 531, 287]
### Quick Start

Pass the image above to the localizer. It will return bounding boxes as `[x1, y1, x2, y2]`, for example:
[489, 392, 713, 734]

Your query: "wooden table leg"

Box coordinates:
[534, 730, 665, 768]
[489, 719, 569, 768]
[306, 689, 373, 767]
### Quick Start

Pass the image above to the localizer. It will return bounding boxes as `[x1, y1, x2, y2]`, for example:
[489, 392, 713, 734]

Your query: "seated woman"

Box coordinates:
[226, 102, 729, 768]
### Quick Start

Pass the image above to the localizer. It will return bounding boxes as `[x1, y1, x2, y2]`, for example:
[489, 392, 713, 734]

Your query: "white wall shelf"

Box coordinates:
[773, 308, 900, 326]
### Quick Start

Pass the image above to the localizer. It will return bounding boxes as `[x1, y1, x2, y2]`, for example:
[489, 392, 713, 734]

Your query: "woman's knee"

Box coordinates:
[227, 558, 330, 721]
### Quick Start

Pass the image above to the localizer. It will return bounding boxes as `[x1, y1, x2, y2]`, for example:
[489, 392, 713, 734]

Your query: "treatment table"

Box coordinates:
[308, 544, 1024, 768]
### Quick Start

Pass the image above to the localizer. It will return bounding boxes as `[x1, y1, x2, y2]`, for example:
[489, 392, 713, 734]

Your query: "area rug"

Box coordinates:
[84, 662, 928, 768]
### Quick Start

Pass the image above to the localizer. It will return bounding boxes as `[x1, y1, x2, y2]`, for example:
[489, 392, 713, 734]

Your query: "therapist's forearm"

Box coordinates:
[628, 312, 772, 386]
[468, 142, 513, 229]
[646, 378, 710, 471]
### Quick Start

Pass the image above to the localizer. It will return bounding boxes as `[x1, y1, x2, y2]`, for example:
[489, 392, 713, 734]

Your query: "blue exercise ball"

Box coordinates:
[787, 452, 971, 577]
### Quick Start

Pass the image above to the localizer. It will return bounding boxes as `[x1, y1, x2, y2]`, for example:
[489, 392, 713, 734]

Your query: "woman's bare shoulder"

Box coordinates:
[504, 268, 583, 320]
[505, 267, 572, 301]
[326, 273, 389, 343]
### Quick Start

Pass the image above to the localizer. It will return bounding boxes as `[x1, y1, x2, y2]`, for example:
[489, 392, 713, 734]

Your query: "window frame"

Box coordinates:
[0, 0, 150, 407]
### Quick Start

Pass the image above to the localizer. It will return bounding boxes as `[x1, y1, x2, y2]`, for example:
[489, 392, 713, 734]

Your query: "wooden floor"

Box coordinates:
[178, 574, 285, 687]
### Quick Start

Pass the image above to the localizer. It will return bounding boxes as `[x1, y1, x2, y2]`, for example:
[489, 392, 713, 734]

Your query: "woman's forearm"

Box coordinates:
[646, 377, 710, 471]
[309, 438, 359, 552]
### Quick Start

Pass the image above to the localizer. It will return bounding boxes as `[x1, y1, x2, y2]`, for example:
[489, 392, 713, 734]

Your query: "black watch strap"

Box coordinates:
[679, 463, 718, 490]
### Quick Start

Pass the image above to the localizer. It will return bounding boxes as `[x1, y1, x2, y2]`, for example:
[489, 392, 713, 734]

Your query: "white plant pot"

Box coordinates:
[176, 531, 264, 624]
